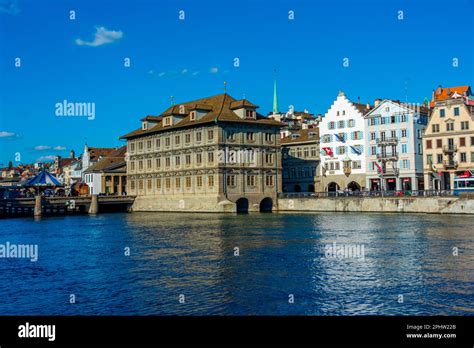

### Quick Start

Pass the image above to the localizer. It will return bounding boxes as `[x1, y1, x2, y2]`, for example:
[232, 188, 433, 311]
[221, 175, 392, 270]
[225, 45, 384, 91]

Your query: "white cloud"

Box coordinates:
[0, 131, 15, 137]
[76, 26, 123, 47]
[54, 146, 66, 151]
[34, 145, 51, 151]
[210, 67, 219, 73]
[0, 0, 20, 15]
[36, 155, 56, 163]
[158, 72, 166, 77]
[192, 71, 200, 76]
[181, 69, 188, 74]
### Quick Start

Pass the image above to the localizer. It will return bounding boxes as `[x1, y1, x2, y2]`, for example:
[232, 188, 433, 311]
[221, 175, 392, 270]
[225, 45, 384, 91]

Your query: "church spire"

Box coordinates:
[273, 75, 279, 114]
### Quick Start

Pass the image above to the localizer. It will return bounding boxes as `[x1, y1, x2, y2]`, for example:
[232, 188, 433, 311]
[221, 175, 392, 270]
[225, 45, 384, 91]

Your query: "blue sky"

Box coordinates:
[0, 0, 473, 165]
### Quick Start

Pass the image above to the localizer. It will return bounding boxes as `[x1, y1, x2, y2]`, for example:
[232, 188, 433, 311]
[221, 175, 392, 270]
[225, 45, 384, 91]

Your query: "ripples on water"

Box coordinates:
[0, 212, 473, 315]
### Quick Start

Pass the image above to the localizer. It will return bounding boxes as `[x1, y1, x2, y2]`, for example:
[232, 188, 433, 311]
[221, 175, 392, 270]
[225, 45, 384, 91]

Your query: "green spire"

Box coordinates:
[273, 78, 279, 114]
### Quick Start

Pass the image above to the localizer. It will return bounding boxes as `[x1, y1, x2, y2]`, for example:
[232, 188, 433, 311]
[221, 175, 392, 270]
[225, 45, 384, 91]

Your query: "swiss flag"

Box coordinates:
[322, 147, 333, 156]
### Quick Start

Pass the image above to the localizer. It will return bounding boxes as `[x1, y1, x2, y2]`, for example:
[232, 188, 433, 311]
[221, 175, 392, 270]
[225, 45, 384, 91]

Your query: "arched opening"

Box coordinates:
[347, 181, 361, 191]
[235, 198, 249, 214]
[308, 184, 315, 192]
[259, 197, 273, 212]
[294, 185, 302, 192]
[327, 182, 339, 192]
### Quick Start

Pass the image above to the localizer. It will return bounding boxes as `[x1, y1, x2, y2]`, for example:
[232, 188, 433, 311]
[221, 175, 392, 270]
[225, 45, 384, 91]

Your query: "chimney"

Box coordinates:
[70, 150, 75, 159]
[374, 99, 382, 107]
[366, 103, 370, 110]
[358, 96, 360, 104]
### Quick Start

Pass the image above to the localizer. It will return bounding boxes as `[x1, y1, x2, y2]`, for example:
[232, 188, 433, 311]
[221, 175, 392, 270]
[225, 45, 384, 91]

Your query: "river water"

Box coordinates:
[0, 212, 473, 315]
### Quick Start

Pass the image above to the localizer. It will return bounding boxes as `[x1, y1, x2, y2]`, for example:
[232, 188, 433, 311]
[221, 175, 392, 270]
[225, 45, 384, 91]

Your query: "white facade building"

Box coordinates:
[364, 99, 428, 191]
[318, 91, 372, 192]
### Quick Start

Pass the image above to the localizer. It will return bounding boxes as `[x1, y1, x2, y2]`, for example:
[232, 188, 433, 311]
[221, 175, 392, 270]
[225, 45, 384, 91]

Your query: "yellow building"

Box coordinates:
[423, 85, 474, 190]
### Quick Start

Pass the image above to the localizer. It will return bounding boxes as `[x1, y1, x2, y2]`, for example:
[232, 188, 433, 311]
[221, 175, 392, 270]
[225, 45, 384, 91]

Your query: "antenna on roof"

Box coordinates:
[170, 96, 175, 105]
[224, 81, 227, 94]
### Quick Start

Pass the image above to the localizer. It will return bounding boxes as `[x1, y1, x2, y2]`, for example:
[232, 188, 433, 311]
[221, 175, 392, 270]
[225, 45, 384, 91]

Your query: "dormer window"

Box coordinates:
[164, 116, 172, 127]
[142, 122, 148, 130]
[245, 110, 255, 119]
[190, 111, 196, 121]
[308, 132, 316, 138]
[291, 134, 300, 139]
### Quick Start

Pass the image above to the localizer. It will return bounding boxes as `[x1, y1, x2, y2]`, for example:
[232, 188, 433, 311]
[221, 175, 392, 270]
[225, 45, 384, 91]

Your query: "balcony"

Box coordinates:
[381, 168, 399, 177]
[376, 153, 398, 161]
[376, 137, 398, 145]
[442, 145, 457, 153]
[443, 160, 458, 169]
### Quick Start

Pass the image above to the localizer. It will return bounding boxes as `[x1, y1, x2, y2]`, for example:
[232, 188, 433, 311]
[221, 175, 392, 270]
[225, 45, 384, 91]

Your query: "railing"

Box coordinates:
[443, 160, 458, 169]
[442, 145, 457, 153]
[376, 137, 398, 145]
[376, 153, 398, 161]
[380, 168, 399, 176]
[278, 190, 456, 198]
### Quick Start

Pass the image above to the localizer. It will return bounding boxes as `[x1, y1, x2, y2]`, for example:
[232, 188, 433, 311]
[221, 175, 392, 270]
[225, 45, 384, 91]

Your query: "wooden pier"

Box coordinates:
[0, 195, 135, 218]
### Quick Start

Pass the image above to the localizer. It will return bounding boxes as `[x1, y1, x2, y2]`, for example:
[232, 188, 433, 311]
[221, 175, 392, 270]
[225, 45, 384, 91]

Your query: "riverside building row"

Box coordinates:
[119, 85, 474, 211]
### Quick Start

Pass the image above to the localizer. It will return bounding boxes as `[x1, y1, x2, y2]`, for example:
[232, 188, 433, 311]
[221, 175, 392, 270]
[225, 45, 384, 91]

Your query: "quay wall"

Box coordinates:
[277, 196, 474, 214]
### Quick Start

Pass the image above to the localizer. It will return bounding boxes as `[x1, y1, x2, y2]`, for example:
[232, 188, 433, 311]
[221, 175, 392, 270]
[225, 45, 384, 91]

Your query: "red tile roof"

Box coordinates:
[430, 85, 471, 107]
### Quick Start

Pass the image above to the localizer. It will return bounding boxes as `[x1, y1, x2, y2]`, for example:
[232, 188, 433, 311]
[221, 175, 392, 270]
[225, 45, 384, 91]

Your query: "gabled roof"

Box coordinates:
[364, 99, 429, 118]
[120, 93, 282, 140]
[84, 146, 127, 173]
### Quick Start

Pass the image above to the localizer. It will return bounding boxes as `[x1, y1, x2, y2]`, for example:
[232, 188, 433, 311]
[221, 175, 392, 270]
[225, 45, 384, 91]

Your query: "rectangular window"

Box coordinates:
[185, 154, 191, 166]
[175, 135, 180, 145]
[208, 130, 214, 141]
[130, 180, 135, 190]
[401, 129, 407, 137]
[147, 159, 152, 169]
[138, 180, 144, 190]
[185, 134, 191, 143]
[432, 124, 440, 133]
[186, 177, 192, 188]
[246, 132, 255, 141]
[156, 158, 161, 169]
[370, 132, 376, 140]
[196, 153, 202, 165]
[440, 109, 445, 117]
[265, 153, 274, 164]
[436, 139, 442, 148]
[138, 160, 143, 170]
[156, 178, 161, 189]
[427, 154, 432, 164]
[460, 153, 467, 162]
[165, 157, 171, 167]
[227, 175, 236, 186]
[266, 175, 274, 186]
[165, 137, 170, 147]
[156, 139, 160, 148]
[130, 143, 135, 152]
[426, 140, 432, 149]
[454, 107, 460, 116]
[208, 152, 214, 163]
[461, 121, 469, 130]
[147, 140, 152, 150]
[165, 178, 171, 189]
[338, 120, 344, 129]
[226, 130, 235, 140]
[208, 175, 214, 187]
[247, 175, 256, 186]
[402, 144, 407, 153]
[265, 133, 273, 142]
[437, 154, 443, 164]
[460, 137, 466, 147]
[447, 123, 454, 131]
[197, 176, 203, 187]
[175, 156, 180, 166]
[196, 132, 202, 142]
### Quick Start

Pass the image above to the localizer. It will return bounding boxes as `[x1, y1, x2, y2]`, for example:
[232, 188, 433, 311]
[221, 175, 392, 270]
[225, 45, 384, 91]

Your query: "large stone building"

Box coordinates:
[318, 91, 372, 192]
[364, 99, 428, 191]
[423, 85, 474, 190]
[120, 93, 283, 212]
[281, 128, 320, 193]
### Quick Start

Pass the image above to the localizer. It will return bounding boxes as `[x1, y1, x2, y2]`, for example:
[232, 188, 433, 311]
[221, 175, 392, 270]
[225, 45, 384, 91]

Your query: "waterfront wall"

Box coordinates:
[277, 196, 474, 214]
[132, 195, 236, 213]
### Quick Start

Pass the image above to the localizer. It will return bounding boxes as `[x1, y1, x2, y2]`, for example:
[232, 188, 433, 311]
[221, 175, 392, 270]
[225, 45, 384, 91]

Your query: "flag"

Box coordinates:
[334, 133, 345, 143]
[374, 161, 383, 174]
[350, 145, 361, 155]
[322, 147, 333, 157]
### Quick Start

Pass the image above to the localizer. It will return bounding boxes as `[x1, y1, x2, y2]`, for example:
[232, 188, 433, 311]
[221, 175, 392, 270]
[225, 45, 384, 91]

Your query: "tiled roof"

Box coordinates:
[88, 147, 116, 161]
[59, 158, 75, 167]
[229, 99, 258, 110]
[120, 93, 282, 140]
[281, 128, 320, 145]
[84, 146, 127, 173]
[352, 102, 373, 115]
[430, 85, 471, 107]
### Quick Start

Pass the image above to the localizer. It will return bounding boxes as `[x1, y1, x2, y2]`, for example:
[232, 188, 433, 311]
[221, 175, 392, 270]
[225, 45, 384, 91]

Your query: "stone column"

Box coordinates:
[34, 195, 42, 217]
[89, 194, 99, 214]
[118, 175, 123, 195]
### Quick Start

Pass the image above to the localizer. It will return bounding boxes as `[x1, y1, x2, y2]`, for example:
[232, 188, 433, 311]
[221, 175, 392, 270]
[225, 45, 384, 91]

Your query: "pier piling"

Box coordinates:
[34, 195, 42, 217]
[88, 194, 99, 214]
